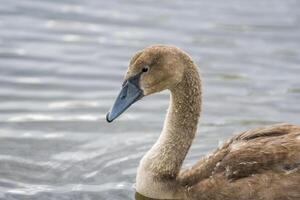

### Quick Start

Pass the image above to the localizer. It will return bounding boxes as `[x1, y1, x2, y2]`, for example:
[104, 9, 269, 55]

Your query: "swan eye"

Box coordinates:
[142, 66, 149, 73]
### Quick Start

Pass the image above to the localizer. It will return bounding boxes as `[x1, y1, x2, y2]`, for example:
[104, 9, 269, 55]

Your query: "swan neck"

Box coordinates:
[136, 63, 202, 199]
[161, 65, 202, 171]
[143, 65, 202, 177]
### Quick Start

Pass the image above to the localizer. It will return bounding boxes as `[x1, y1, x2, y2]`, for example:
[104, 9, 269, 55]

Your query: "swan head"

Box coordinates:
[106, 45, 188, 122]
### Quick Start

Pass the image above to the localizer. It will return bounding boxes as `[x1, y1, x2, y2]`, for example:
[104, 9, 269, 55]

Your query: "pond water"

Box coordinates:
[0, 0, 299, 199]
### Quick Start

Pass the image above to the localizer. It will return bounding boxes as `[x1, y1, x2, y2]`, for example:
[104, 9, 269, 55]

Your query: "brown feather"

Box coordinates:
[120, 45, 300, 200]
[179, 123, 300, 200]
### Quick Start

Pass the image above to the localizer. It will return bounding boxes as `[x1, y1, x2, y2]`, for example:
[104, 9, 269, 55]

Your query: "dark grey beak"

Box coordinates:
[106, 73, 144, 123]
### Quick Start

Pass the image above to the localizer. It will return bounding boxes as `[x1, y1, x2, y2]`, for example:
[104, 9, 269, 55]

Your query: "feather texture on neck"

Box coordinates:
[136, 61, 202, 199]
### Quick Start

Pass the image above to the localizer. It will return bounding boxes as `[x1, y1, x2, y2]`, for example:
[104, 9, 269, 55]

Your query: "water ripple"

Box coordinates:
[0, 0, 299, 199]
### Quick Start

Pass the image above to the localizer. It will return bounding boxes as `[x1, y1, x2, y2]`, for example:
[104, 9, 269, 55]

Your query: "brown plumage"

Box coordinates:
[179, 123, 300, 200]
[107, 45, 300, 200]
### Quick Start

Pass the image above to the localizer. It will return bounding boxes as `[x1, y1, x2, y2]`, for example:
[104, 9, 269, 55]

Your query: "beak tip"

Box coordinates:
[106, 112, 113, 123]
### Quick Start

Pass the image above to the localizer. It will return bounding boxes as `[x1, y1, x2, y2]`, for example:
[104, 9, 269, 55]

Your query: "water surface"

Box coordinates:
[0, 0, 300, 199]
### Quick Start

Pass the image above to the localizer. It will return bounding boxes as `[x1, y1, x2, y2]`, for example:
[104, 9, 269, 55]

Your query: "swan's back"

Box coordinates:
[179, 123, 300, 200]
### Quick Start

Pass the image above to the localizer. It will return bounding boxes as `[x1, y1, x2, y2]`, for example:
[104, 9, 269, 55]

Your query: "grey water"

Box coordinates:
[0, 0, 300, 199]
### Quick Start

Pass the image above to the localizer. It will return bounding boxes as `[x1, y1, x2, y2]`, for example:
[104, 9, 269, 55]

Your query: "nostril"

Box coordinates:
[120, 86, 128, 100]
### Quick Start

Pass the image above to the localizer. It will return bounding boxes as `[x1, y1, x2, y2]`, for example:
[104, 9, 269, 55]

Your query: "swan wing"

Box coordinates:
[179, 123, 300, 184]
[180, 123, 300, 200]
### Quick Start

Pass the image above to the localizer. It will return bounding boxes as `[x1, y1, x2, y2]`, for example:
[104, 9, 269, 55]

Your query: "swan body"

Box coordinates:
[106, 45, 300, 200]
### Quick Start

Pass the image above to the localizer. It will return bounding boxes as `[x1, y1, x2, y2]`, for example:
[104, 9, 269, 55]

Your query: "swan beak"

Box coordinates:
[106, 73, 144, 123]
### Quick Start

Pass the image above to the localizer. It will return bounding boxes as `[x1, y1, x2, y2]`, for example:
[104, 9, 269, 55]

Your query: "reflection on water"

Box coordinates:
[135, 192, 159, 200]
[0, 0, 299, 199]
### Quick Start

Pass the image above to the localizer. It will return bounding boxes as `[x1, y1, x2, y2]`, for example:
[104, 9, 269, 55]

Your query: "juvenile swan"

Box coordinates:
[106, 45, 300, 200]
